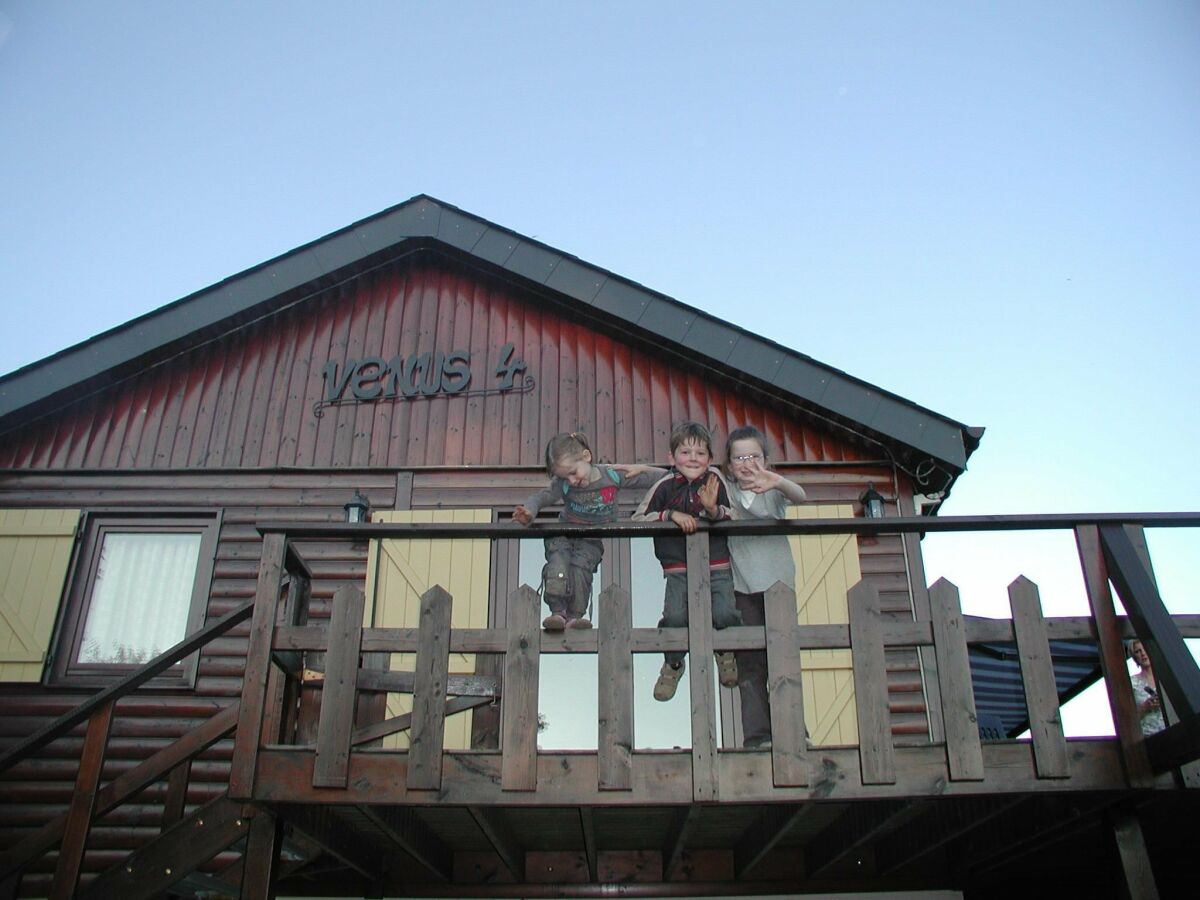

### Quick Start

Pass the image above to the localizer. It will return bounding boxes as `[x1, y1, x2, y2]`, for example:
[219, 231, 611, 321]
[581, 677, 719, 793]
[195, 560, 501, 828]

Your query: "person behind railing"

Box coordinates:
[1128, 639, 1165, 735]
[632, 421, 742, 702]
[723, 425, 809, 750]
[513, 431, 665, 631]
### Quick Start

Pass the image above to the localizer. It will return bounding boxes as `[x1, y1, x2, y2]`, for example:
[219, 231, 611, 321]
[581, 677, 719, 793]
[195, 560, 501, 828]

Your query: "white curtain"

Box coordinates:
[78, 532, 202, 664]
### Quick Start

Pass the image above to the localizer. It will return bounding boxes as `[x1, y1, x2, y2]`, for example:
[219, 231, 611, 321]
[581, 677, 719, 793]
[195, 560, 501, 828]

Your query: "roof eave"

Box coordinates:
[0, 195, 982, 478]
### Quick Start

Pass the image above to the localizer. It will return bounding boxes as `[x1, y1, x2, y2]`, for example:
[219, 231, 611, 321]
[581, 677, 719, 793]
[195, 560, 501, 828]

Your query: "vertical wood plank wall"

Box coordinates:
[0, 261, 875, 472]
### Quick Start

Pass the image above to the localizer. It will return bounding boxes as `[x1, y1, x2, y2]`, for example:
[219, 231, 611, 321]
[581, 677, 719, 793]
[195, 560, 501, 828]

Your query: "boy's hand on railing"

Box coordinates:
[513, 506, 534, 526]
[670, 510, 699, 534]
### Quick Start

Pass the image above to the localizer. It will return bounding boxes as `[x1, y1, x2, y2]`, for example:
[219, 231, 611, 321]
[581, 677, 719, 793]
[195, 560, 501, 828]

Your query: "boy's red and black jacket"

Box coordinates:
[631, 467, 732, 574]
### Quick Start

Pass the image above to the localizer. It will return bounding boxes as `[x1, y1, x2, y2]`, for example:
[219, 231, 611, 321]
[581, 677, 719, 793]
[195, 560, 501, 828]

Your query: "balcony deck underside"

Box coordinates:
[245, 741, 1194, 896]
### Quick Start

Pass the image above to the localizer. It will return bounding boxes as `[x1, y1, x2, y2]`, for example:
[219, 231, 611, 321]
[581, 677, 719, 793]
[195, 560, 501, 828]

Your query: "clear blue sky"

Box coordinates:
[2, 2, 1197, 736]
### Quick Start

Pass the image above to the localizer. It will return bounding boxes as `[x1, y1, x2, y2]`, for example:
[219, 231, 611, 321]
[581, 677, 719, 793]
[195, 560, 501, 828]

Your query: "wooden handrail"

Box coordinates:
[0, 600, 254, 775]
[256, 511, 1200, 540]
[240, 512, 1200, 801]
[267, 615, 1200, 656]
[0, 704, 240, 880]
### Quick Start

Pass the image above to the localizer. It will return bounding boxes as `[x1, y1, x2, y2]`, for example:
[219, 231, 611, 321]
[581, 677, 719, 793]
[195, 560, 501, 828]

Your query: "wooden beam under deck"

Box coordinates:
[250, 740, 1166, 808]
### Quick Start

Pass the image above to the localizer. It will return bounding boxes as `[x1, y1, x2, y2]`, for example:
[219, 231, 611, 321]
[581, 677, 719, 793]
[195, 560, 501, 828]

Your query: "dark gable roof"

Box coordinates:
[0, 195, 982, 484]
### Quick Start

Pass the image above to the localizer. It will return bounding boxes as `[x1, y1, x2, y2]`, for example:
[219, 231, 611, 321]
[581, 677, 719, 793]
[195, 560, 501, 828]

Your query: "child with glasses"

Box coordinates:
[724, 425, 808, 749]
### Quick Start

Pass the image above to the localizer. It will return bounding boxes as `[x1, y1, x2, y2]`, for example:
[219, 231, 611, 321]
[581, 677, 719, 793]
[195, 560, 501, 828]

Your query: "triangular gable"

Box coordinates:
[0, 196, 981, 485]
[0, 263, 886, 471]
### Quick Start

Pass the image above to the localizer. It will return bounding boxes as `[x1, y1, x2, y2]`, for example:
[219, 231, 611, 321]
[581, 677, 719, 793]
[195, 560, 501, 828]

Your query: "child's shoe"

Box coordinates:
[542, 613, 567, 631]
[565, 616, 592, 630]
[715, 652, 738, 687]
[653, 661, 685, 701]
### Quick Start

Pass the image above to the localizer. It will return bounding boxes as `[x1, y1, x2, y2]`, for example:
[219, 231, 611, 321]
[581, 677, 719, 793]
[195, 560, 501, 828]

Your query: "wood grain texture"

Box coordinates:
[501, 585, 540, 791]
[1008, 576, 1069, 779]
[928, 578, 984, 781]
[598, 583, 633, 791]
[407, 585, 454, 791]
[848, 580, 895, 785]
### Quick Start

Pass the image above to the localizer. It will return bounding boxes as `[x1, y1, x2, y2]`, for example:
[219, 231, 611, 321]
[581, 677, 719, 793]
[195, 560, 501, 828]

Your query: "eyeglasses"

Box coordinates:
[732, 454, 763, 462]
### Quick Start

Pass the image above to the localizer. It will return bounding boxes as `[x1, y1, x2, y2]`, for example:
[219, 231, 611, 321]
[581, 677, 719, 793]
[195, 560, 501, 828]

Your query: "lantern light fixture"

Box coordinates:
[345, 490, 370, 524]
[860, 483, 885, 519]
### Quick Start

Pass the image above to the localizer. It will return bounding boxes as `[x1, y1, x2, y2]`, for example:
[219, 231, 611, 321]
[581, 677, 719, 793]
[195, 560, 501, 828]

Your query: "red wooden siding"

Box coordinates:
[0, 261, 871, 471]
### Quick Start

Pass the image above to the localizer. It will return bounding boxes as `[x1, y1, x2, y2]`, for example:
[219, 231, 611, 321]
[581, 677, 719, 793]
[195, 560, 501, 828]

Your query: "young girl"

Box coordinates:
[514, 432, 663, 631]
[724, 425, 808, 748]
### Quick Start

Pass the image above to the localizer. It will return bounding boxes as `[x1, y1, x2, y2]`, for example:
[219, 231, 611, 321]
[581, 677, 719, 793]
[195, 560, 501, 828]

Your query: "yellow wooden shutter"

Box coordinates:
[0, 509, 81, 682]
[364, 509, 492, 750]
[788, 504, 861, 746]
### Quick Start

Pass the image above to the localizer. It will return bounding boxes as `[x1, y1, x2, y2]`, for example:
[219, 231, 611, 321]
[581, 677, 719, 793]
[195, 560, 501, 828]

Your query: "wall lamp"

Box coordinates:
[860, 483, 885, 519]
[344, 490, 370, 524]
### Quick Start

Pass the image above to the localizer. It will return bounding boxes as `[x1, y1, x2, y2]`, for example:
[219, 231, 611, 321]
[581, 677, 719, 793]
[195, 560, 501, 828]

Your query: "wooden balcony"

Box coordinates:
[233, 514, 1199, 897]
[3, 514, 1198, 898]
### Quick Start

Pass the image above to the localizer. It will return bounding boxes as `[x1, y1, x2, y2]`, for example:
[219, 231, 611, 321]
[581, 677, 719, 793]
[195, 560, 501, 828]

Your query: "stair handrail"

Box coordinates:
[0, 599, 254, 775]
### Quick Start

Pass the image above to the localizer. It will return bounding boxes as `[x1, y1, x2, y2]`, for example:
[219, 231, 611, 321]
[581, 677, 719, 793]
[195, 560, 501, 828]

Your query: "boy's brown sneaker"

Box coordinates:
[542, 613, 567, 631]
[565, 616, 592, 630]
[654, 661, 685, 701]
[716, 652, 738, 687]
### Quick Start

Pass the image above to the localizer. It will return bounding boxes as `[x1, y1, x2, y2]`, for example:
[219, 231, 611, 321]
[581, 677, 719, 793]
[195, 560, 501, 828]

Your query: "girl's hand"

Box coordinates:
[513, 506, 534, 526]
[740, 458, 782, 494]
[670, 510, 699, 534]
[698, 473, 721, 515]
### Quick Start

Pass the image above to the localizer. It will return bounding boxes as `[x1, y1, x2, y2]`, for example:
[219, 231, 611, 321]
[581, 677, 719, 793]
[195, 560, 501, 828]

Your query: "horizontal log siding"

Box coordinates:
[0, 471, 389, 882]
[0, 261, 871, 471]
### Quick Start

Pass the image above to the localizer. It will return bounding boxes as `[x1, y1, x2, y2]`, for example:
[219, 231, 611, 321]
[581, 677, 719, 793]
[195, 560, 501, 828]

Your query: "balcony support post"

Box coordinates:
[1008, 576, 1069, 779]
[312, 585, 365, 788]
[1111, 802, 1161, 900]
[849, 580, 895, 784]
[598, 583, 633, 791]
[408, 585, 454, 791]
[1075, 525, 1153, 786]
[1099, 524, 1200, 719]
[685, 532, 719, 802]
[230, 532, 287, 799]
[51, 699, 114, 900]
[764, 580, 809, 786]
[501, 585, 541, 791]
[928, 578, 984, 780]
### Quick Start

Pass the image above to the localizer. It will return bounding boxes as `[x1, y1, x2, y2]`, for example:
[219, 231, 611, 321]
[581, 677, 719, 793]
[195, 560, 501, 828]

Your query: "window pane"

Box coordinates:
[78, 532, 202, 664]
[631, 538, 694, 749]
[521, 537, 605, 749]
[629, 538, 728, 750]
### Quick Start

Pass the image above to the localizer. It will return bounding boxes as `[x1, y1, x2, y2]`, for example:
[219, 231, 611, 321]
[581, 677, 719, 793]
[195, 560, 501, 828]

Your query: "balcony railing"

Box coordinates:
[233, 512, 1200, 806]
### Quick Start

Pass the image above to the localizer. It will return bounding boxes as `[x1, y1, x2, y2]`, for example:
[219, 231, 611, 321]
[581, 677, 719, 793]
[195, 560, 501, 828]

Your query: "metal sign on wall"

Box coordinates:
[313, 342, 533, 417]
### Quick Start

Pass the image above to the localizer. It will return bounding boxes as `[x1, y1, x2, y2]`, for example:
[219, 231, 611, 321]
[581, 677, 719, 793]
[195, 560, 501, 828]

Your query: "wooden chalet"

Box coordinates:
[0, 196, 1197, 899]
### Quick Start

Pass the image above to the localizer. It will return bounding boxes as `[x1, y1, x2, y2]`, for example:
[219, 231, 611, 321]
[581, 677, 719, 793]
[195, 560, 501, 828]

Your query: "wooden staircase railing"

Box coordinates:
[0, 538, 320, 898]
[0, 601, 253, 898]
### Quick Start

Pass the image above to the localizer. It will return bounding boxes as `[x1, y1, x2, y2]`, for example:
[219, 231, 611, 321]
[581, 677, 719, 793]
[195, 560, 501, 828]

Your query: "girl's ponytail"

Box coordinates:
[544, 432, 592, 475]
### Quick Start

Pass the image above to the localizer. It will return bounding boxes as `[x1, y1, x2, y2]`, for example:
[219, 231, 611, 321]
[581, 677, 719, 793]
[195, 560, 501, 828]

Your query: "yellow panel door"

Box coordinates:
[364, 509, 492, 749]
[0, 509, 81, 683]
[788, 504, 862, 746]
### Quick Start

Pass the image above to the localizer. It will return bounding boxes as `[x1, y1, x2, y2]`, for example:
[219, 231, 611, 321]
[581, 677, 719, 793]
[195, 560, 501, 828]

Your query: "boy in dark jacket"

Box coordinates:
[632, 422, 741, 701]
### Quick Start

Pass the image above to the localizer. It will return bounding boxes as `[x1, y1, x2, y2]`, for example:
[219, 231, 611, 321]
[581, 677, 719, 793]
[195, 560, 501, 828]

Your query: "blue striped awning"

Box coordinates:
[969, 637, 1103, 738]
